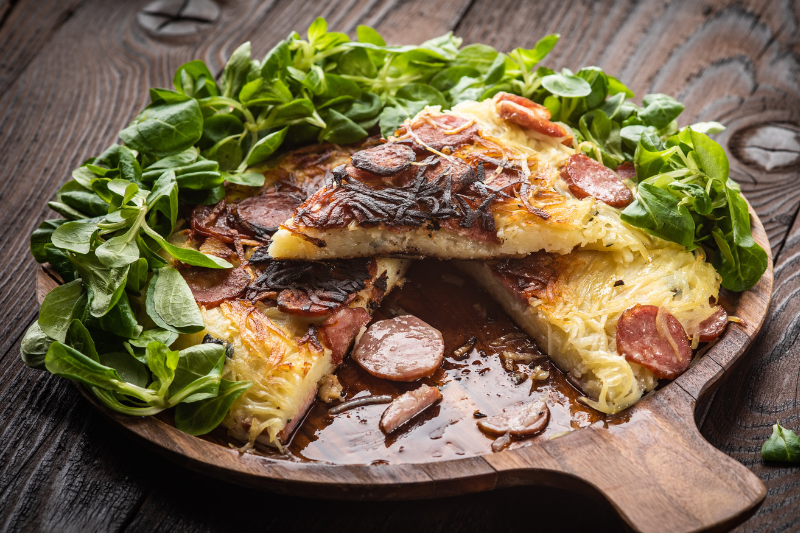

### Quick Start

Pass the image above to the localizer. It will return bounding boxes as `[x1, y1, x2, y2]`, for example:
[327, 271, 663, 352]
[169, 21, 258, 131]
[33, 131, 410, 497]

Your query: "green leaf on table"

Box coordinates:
[39, 279, 87, 342]
[245, 127, 288, 166]
[142, 223, 231, 268]
[541, 73, 592, 97]
[70, 252, 130, 317]
[99, 351, 149, 388]
[119, 100, 203, 158]
[320, 109, 367, 144]
[762, 421, 800, 462]
[174, 379, 252, 436]
[222, 171, 265, 187]
[621, 183, 696, 250]
[168, 344, 225, 404]
[220, 41, 252, 100]
[65, 319, 99, 362]
[145, 341, 179, 394]
[51, 220, 99, 255]
[20, 322, 54, 370]
[639, 93, 684, 130]
[145, 267, 205, 334]
[173, 60, 219, 98]
[31, 219, 68, 263]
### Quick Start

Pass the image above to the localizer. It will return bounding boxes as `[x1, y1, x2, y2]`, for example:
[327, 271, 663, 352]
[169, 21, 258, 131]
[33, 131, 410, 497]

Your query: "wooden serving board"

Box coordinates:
[36, 204, 773, 533]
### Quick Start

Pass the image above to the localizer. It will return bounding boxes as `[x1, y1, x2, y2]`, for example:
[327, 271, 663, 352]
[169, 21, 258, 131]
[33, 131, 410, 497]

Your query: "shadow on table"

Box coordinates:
[125, 451, 629, 532]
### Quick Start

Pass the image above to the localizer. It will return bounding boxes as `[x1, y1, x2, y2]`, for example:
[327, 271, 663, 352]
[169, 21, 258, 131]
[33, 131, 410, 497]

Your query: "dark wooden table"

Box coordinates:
[1, 0, 799, 531]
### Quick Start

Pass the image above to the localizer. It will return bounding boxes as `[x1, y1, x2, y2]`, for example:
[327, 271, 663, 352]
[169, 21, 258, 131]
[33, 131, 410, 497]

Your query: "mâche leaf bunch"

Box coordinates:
[23, 16, 766, 434]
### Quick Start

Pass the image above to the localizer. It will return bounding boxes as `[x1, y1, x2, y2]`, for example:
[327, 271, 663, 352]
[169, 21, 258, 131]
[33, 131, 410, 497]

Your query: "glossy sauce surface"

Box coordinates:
[206, 260, 629, 464]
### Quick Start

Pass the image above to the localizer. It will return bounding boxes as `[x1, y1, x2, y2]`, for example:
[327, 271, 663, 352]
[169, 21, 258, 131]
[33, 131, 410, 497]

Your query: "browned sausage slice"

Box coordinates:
[495, 92, 552, 117]
[616, 305, 693, 379]
[379, 384, 443, 434]
[560, 154, 634, 208]
[352, 315, 444, 381]
[698, 307, 728, 342]
[351, 144, 416, 177]
[477, 396, 550, 436]
[319, 307, 371, 364]
[183, 267, 251, 307]
[400, 115, 479, 154]
[494, 92, 572, 145]
[614, 161, 637, 181]
[235, 192, 303, 238]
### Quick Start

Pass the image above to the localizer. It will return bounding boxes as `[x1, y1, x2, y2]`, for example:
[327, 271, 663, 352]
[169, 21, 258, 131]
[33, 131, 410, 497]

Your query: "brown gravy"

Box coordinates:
[202, 260, 630, 463]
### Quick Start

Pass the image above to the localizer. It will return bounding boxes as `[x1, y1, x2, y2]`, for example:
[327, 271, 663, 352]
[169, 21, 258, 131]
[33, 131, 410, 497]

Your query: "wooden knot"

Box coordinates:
[729, 123, 800, 172]
[137, 0, 220, 37]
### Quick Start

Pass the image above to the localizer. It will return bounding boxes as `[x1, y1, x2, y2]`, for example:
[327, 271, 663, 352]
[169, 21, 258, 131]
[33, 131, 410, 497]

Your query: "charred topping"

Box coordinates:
[473, 411, 487, 418]
[249, 245, 271, 263]
[614, 280, 625, 287]
[245, 258, 375, 316]
[202, 334, 235, 359]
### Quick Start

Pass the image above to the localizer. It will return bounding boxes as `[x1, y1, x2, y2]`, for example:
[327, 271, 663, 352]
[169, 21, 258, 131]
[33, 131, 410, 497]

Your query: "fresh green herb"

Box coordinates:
[762, 421, 800, 462]
[25, 17, 766, 437]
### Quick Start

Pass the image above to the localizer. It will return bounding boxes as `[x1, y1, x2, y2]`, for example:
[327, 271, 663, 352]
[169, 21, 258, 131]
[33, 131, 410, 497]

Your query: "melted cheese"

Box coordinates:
[456, 245, 721, 414]
[199, 258, 409, 448]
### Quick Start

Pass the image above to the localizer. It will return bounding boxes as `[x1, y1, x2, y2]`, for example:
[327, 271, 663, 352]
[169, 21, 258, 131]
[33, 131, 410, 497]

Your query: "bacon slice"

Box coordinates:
[477, 396, 550, 436]
[352, 315, 444, 381]
[319, 307, 371, 364]
[494, 92, 572, 144]
[616, 305, 693, 379]
[560, 154, 633, 208]
[698, 307, 728, 342]
[183, 267, 251, 307]
[379, 384, 442, 434]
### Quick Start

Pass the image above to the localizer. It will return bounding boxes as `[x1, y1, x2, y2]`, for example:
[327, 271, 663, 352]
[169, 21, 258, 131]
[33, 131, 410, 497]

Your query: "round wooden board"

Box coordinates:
[36, 203, 773, 533]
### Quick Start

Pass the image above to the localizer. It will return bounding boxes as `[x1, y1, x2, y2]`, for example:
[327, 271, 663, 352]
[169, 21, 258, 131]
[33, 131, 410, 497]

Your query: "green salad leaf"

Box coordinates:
[762, 421, 800, 462]
[25, 16, 766, 437]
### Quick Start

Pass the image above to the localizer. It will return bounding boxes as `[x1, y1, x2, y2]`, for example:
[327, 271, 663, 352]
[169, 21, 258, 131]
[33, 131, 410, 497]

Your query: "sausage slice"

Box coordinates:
[616, 305, 693, 379]
[477, 396, 550, 436]
[560, 154, 633, 208]
[698, 307, 728, 342]
[614, 161, 637, 181]
[400, 115, 478, 154]
[494, 92, 571, 144]
[352, 315, 444, 381]
[379, 385, 443, 434]
[351, 144, 416, 177]
[183, 267, 251, 307]
[319, 307, 371, 364]
[234, 192, 303, 238]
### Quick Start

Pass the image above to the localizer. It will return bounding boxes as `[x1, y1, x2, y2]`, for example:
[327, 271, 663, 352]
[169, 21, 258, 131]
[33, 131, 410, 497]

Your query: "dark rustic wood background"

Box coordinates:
[1, 0, 799, 531]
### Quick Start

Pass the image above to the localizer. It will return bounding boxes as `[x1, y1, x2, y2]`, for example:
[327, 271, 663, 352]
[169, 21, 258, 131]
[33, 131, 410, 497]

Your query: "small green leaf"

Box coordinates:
[174, 379, 252, 435]
[20, 322, 53, 370]
[39, 279, 86, 342]
[51, 220, 99, 255]
[245, 127, 288, 166]
[762, 421, 800, 462]
[145, 267, 205, 334]
[541, 73, 592, 97]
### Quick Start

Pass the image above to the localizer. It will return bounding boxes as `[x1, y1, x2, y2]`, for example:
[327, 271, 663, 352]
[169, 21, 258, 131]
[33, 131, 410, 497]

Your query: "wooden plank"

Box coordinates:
[0, 0, 85, 95]
[700, 208, 800, 531]
[0, 1, 794, 532]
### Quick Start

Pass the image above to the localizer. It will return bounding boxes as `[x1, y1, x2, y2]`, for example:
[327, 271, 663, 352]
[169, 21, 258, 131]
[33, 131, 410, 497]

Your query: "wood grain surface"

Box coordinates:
[32, 200, 774, 533]
[1, 0, 799, 531]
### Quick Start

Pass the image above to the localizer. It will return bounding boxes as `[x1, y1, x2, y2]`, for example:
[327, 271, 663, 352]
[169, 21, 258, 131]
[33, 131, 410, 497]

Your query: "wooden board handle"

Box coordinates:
[485, 385, 765, 533]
